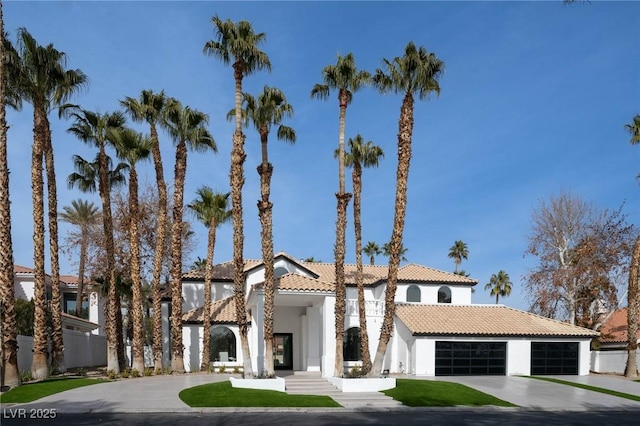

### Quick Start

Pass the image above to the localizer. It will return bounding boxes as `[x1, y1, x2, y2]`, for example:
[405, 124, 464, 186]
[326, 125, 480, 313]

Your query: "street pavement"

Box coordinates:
[1, 373, 638, 414]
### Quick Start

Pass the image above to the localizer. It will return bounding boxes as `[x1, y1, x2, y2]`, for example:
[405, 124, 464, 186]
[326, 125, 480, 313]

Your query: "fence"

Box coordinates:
[16, 330, 106, 372]
[591, 350, 640, 374]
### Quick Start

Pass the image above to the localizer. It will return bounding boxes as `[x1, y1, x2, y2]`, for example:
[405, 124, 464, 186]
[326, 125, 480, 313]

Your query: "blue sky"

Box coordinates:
[4, 1, 639, 311]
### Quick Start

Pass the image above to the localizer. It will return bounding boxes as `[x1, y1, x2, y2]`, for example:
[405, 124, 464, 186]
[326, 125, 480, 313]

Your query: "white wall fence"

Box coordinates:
[17, 330, 106, 372]
[591, 350, 640, 374]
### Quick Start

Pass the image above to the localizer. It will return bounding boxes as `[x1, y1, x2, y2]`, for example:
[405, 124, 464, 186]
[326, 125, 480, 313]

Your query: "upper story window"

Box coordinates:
[438, 286, 452, 304]
[274, 266, 289, 278]
[406, 285, 421, 303]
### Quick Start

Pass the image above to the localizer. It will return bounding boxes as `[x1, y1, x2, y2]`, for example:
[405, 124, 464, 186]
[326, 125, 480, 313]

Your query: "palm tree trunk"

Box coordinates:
[98, 141, 120, 374]
[334, 98, 351, 377]
[231, 64, 253, 378]
[353, 163, 371, 374]
[258, 131, 275, 376]
[150, 123, 168, 372]
[31, 104, 49, 380]
[0, 9, 21, 385]
[369, 92, 414, 377]
[76, 229, 87, 319]
[43, 126, 65, 374]
[200, 223, 216, 371]
[129, 167, 145, 373]
[170, 141, 187, 373]
[625, 234, 639, 378]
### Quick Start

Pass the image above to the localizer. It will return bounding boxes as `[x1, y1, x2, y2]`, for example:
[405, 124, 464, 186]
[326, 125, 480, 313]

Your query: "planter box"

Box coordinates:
[328, 376, 396, 392]
[229, 376, 286, 392]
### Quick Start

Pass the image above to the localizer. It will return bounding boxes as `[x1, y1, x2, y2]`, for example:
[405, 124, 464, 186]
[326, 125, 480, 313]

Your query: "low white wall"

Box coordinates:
[591, 350, 640, 374]
[328, 376, 396, 392]
[229, 376, 285, 392]
[16, 331, 106, 372]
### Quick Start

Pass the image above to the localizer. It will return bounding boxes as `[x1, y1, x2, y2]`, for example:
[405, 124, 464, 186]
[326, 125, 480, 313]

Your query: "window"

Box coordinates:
[438, 286, 452, 304]
[210, 326, 236, 362]
[343, 327, 361, 361]
[406, 285, 421, 302]
[63, 293, 89, 319]
[274, 266, 289, 278]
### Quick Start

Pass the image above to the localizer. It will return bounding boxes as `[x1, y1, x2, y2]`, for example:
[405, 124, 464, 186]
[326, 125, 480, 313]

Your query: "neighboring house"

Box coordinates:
[597, 307, 640, 350]
[13, 265, 105, 335]
[178, 252, 598, 376]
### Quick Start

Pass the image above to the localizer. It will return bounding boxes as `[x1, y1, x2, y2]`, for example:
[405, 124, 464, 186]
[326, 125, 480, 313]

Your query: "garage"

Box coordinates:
[530, 342, 578, 375]
[435, 341, 506, 376]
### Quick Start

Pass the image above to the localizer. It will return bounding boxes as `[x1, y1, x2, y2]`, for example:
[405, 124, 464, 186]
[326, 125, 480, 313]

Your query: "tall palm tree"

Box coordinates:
[0, 2, 21, 389]
[625, 115, 639, 378]
[120, 90, 169, 371]
[163, 99, 216, 373]
[369, 42, 444, 377]
[187, 187, 231, 371]
[382, 241, 408, 262]
[231, 86, 295, 376]
[311, 53, 370, 377]
[111, 127, 152, 373]
[343, 134, 383, 374]
[484, 270, 513, 304]
[362, 241, 382, 266]
[204, 15, 270, 378]
[448, 240, 469, 274]
[66, 108, 127, 373]
[59, 199, 101, 318]
[9, 28, 87, 379]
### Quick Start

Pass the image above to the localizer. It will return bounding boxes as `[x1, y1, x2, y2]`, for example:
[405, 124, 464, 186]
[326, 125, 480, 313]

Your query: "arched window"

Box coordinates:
[406, 285, 421, 302]
[210, 326, 236, 362]
[438, 286, 452, 304]
[274, 266, 289, 278]
[343, 327, 361, 361]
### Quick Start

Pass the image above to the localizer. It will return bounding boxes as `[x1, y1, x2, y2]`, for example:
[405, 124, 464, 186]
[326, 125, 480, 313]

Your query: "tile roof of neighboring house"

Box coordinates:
[182, 252, 477, 287]
[598, 308, 640, 344]
[182, 297, 238, 324]
[395, 304, 600, 338]
[253, 273, 335, 293]
[60, 312, 100, 327]
[14, 265, 81, 287]
[14, 265, 35, 274]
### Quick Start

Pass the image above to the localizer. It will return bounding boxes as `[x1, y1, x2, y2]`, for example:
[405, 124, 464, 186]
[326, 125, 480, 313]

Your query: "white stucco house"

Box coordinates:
[179, 252, 598, 377]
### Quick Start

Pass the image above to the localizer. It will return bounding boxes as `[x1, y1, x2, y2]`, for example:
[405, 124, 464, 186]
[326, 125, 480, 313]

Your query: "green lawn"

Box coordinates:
[527, 376, 640, 402]
[382, 379, 517, 407]
[179, 381, 341, 407]
[0, 377, 109, 403]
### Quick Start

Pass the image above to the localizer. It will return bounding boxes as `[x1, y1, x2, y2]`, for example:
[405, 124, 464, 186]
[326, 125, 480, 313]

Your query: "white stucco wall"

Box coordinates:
[591, 350, 640, 374]
[182, 282, 234, 312]
[395, 283, 473, 305]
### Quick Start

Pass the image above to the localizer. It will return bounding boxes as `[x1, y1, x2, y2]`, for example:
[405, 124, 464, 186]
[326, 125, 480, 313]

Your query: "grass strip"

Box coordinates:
[527, 376, 640, 402]
[382, 379, 517, 407]
[179, 381, 341, 407]
[0, 377, 109, 403]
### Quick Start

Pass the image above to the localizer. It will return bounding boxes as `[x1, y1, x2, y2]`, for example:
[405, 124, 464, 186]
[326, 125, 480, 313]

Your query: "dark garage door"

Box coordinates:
[435, 341, 506, 376]
[531, 342, 578, 375]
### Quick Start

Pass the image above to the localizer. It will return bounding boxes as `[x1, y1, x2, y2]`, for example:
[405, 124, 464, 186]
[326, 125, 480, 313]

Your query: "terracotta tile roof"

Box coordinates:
[598, 308, 640, 343]
[14, 265, 35, 274]
[395, 304, 599, 338]
[14, 265, 82, 287]
[254, 273, 335, 293]
[182, 259, 262, 280]
[182, 297, 238, 324]
[397, 264, 478, 285]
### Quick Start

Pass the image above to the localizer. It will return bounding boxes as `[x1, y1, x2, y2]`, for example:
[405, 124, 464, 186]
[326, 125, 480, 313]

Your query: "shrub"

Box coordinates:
[20, 370, 33, 382]
[120, 369, 130, 379]
[130, 368, 140, 378]
[218, 364, 226, 374]
[232, 366, 241, 374]
[106, 369, 117, 380]
[346, 365, 365, 378]
[144, 368, 154, 376]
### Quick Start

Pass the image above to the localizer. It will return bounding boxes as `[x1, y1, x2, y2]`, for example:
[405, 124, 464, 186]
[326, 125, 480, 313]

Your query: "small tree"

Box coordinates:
[484, 271, 513, 304]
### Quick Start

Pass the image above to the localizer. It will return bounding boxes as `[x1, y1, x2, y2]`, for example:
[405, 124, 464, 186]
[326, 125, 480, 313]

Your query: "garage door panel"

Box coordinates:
[435, 341, 506, 376]
[531, 342, 578, 375]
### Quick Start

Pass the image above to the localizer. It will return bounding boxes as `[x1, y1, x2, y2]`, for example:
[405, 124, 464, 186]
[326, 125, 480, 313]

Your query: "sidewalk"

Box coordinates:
[2, 373, 639, 413]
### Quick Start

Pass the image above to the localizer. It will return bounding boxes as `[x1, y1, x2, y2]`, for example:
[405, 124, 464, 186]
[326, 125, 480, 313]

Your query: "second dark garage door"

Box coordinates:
[435, 341, 506, 376]
[530, 342, 578, 375]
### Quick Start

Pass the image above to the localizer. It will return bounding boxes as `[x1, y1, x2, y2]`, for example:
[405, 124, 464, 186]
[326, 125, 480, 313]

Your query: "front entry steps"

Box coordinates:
[279, 371, 404, 409]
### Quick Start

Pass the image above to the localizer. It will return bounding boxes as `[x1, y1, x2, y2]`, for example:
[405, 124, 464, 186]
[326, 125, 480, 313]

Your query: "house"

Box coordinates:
[590, 307, 640, 374]
[13, 265, 105, 335]
[179, 252, 598, 376]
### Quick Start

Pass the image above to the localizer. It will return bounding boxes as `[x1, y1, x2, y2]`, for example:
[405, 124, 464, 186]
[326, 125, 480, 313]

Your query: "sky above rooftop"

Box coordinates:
[4, 1, 639, 311]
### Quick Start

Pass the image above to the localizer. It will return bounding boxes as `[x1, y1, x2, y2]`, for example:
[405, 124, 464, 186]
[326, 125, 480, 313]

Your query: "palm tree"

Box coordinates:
[111, 127, 152, 373]
[382, 241, 408, 262]
[311, 53, 370, 377]
[187, 187, 231, 371]
[448, 240, 469, 274]
[484, 270, 513, 304]
[59, 199, 101, 319]
[8, 28, 87, 379]
[362, 242, 382, 266]
[0, 2, 21, 389]
[66, 108, 127, 373]
[231, 86, 295, 376]
[343, 134, 383, 374]
[204, 15, 270, 378]
[369, 42, 444, 377]
[120, 90, 169, 371]
[625, 115, 639, 378]
[163, 99, 216, 373]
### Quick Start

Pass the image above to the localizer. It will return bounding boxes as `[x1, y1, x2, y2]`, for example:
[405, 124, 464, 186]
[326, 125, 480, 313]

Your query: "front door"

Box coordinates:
[273, 333, 293, 370]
